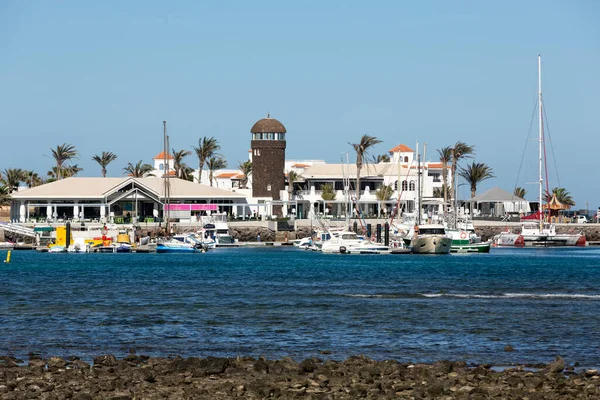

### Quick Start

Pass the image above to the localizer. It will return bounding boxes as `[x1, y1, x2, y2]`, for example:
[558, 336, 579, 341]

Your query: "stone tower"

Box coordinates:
[250, 115, 286, 213]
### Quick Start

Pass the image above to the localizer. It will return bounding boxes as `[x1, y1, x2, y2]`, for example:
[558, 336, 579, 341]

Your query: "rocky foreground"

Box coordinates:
[1, 354, 599, 399]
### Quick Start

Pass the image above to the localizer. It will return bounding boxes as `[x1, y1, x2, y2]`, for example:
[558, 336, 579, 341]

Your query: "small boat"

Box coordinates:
[321, 231, 391, 254]
[447, 229, 491, 253]
[408, 224, 452, 254]
[156, 237, 203, 253]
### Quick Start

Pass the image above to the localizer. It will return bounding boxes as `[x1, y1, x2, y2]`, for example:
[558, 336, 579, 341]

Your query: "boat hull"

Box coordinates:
[451, 241, 491, 253]
[410, 236, 452, 254]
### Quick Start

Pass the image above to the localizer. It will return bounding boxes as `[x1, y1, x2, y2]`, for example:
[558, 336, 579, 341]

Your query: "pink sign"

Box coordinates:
[165, 204, 218, 211]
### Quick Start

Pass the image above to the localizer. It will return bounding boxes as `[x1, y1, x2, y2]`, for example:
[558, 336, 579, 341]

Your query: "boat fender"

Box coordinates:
[339, 246, 347, 254]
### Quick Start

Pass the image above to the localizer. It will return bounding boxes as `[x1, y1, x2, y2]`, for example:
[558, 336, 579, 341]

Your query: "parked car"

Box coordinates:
[574, 215, 588, 224]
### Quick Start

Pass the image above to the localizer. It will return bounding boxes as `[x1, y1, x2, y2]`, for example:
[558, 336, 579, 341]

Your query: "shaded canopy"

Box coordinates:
[470, 187, 526, 203]
[468, 186, 531, 216]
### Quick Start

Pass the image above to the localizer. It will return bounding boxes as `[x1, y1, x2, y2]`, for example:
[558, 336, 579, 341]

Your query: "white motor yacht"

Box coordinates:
[409, 224, 452, 254]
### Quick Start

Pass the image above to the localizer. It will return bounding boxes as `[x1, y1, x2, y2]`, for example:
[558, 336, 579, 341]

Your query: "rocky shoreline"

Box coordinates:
[1, 354, 599, 399]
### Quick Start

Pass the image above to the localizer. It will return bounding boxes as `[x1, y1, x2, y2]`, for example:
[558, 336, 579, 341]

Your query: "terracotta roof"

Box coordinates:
[215, 172, 239, 178]
[153, 151, 173, 160]
[428, 163, 443, 168]
[292, 163, 310, 168]
[250, 115, 287, 133]
[389, 144, 414, 153]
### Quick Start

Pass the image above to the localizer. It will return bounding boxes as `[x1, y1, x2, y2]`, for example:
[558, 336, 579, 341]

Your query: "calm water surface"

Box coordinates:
[1, 246, 600, 366]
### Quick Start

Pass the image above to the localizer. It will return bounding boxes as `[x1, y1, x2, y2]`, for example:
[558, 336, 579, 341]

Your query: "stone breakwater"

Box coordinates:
[1, 354, 598, 399]
[474, 225, 600, 242]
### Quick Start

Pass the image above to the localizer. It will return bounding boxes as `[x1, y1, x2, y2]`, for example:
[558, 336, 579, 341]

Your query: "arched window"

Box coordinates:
[404, 156, 409, 162]
[159, 163, 164, 171]
[409, 180, 415, 191]
[394, 180, 398, 190]
[402, 180, 408, 191]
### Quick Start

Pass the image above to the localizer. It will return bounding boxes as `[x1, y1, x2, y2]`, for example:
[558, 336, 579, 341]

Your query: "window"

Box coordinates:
[402, 180, 408, 191]
[404, 156, 409, 162]
[409, 180, 415, 191]
[267, 184, 271, 191]
[159, 163, 164, 170]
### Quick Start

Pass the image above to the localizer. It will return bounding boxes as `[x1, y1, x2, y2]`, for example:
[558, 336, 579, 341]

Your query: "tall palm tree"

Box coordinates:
[437, 146, 453, 213]
[349, 134, 382, 200]
[0, 168, 24, 193]
[206, 156, 228, 187]
[514, 187, 527, 199]
[92, 151, 118, 177]
[458, 162, 495, 198]
[238, 160, 252, 189]
[545, 187, 575, 207]
[171, 148, 191, 179]
[192, 137, 220, 184]
[451, 141, 475, 200]
[287, 170, 299, 197]
[50, 143, 78, 180]
[123, 161, 154, 178]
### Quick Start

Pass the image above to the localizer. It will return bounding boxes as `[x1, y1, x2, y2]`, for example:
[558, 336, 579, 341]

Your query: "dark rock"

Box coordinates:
[299, 358, 317, 373]
[504, 345, 515, 352]
[546, 356, 565, 374]
[253, 358, 269, 374]
[203, 356, 229, 375]
[93, 354, 118, 367]
[47, 356, 67, 370]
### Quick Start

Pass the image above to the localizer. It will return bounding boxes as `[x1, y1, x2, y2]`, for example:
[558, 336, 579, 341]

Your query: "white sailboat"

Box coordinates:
[494, 55, 585, 247]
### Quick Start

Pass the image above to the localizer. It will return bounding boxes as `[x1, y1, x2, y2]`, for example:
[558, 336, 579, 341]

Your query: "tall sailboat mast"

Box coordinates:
[538, 55, 543, 230]
[163, 120, 171, 235]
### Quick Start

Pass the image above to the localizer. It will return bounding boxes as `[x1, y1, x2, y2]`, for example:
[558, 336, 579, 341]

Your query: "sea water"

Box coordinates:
[1, 246, 600, 367]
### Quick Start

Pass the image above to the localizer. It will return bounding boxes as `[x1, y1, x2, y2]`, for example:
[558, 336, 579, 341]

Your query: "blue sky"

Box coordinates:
[1, 1, 599, 209]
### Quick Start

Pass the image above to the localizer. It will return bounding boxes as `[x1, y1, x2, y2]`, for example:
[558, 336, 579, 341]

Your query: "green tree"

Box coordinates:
[321, 183, 336, 201]
[349, 134, 382, 200]
[0, 185, 11, 206]
[206, 156, 228, 187]
[193, 137, 220, 184]
[63, 164, 83, 178]
[375, 184, 394, 201]
[1, 168, 25, 193]
[23, 170, 43, 188]
[433, 184, 450, 199]
[92, 151, 118, 177]
[458, 162, 495, 198]
[437, 146, 453, 213]
[514, 187, 527, 199]
[545, 187, 575, 207]
[451, 141, 475, 200]
[371, 154, 390, 163]
[287, 170, 299, 197]
[123, 161, 154, 178]
[171, 148, 192, 180]
[238, 160, 252, 189]
[50, 143, 78, 180]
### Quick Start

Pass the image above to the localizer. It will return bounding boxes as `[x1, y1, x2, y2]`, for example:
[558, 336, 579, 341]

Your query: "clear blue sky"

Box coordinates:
[2, 1, 599, 209]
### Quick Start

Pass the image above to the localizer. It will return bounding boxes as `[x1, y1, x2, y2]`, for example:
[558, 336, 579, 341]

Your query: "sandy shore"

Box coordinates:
[1, 354, 598, 399]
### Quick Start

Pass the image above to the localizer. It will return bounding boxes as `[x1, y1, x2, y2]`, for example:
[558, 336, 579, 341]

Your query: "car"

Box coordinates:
[574, 215, 588, 224]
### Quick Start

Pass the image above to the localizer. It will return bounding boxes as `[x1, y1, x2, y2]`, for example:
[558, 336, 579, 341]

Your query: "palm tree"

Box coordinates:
[371, 154, 390, 163]
[123, 161, 154, 178]
[433, 184, 450, 199]
[206, 156, 228, 187]
[545, 187, 575, 207]
[192, 137, 220, 184]
[287, 170, 299, 197]
[238, 160, 252, 189]
[375, 184, 394, 201]
[458, 162, 495, 198]
[437, 146, 453, 213]
[63, 164, 83, 178]
[514, 187, 527, 199]
[1, 168, 25, 193]
[22, 170, 43, 188]
[451, 141, 475, 200]
[0, 185, 11, 206]
[171, 148, 191, 179]
[321, 183, 336, 201]
[50, 143, 78, 180]
[92, 151, 118, 177]
[349, 134, 382, 200]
